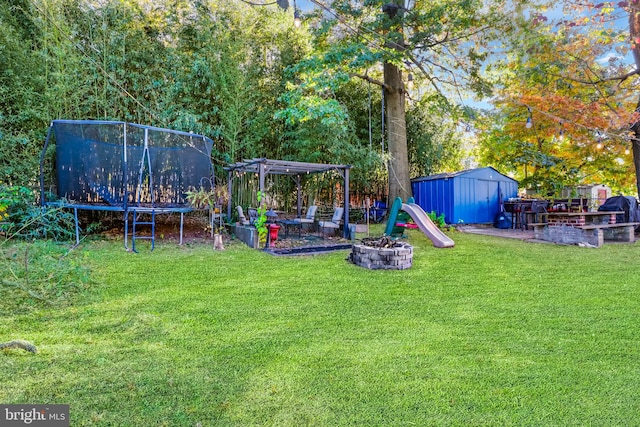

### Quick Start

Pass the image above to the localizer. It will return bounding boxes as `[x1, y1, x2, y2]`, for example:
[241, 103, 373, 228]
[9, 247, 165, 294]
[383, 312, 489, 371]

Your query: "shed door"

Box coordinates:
[597, 189, 608, 207]
[475, 179, 499, 223]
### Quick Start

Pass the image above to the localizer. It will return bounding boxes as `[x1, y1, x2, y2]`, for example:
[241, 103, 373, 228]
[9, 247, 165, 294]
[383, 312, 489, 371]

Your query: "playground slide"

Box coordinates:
[401, 203, 454, 248]
[384, 197, 454, 248]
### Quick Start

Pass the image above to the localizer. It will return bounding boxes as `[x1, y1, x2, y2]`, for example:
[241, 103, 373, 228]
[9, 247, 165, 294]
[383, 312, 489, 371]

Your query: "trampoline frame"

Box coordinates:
[39, 120, 214, 248]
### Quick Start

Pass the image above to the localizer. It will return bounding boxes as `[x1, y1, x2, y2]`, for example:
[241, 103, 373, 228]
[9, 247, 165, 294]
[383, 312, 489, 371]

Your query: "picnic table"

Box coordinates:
[529, 211, 638, 247]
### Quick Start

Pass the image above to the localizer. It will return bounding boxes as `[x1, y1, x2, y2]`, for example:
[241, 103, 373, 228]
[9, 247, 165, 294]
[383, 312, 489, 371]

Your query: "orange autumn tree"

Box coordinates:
[479, 1, 639, 195]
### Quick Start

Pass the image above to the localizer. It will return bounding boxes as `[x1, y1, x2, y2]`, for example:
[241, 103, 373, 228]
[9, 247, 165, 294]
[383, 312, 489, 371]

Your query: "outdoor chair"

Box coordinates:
[292, 205, 318, 230]
[248, 208, 258, 225]
[319, 207, 344, 236]
[236, 206, 250, 226]
[371, 200, 388, 222]
[525, 200, 548, 229]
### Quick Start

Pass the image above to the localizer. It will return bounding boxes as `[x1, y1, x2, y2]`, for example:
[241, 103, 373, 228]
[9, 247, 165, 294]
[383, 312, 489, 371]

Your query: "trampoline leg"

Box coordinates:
[179, 212, 184, 245]
[124, 210, 129, 250]
[74, 208, 80, 246]
[150, 210, 155, 251]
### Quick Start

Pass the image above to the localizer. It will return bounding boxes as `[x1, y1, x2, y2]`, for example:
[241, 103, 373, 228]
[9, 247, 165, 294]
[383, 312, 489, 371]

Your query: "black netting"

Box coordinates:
[47, 120, 213, 207]
[145, 126, 213, 206]
[54, 121, 126, 205]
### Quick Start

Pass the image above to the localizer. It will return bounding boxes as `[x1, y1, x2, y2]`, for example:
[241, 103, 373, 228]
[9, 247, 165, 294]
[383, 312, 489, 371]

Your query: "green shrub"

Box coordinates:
[427, 210, 447, 228]
[255, 191, 268, 244]
[0, 185, 75, 241]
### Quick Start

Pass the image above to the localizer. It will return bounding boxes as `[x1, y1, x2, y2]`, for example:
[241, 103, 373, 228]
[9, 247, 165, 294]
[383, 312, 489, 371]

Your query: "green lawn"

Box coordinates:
[2, 230, 640, 426]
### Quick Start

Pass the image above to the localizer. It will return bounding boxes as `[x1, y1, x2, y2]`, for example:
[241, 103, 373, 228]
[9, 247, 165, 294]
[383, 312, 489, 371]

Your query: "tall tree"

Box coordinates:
[481, 1, 640, 195]
[382, 1, 411, 201]
[277, 0, 531, 202]
[628, 2, 640, 196]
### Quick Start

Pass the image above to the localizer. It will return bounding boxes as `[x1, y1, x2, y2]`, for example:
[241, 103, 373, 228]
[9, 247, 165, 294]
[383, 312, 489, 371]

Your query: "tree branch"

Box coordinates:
[551, 68, 640, 85]
[351, 73, 388, 89]
[405, 52, 445, 98]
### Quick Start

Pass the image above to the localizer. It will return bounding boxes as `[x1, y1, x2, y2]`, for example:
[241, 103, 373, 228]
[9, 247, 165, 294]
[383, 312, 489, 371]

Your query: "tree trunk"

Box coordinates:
[631, 96, 640, 197]
[629, 10, 640, 198]
[632, 133, 640, 198]
[384, 62, 412, 203]
[383, 0, 412, 203]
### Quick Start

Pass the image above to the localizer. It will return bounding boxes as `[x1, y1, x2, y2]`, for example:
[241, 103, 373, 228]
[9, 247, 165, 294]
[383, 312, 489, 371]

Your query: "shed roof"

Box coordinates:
[412, 166, 517, 183]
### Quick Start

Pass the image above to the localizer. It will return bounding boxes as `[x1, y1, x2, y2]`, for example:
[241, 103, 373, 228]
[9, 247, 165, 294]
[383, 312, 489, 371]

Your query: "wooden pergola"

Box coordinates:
[225, 158, 352, 238]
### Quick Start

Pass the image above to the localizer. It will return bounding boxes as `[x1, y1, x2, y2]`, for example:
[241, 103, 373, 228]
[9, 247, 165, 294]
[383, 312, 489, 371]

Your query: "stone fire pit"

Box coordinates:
[349, 236, 413, 270]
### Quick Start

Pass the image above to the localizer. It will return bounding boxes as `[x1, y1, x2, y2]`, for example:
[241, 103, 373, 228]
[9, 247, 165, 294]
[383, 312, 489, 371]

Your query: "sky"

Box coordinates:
[294, 0, 315, 12]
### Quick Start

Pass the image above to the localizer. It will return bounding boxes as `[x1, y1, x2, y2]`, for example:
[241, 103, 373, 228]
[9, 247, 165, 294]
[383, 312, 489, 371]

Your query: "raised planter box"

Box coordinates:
[349, 241, 413, 270]
[233, 224, 259, 248]
[353, 224, 368, 233]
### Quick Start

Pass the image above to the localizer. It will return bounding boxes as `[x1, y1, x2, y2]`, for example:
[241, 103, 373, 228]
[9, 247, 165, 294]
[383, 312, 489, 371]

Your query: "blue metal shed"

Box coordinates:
[411, 167, 518, 224]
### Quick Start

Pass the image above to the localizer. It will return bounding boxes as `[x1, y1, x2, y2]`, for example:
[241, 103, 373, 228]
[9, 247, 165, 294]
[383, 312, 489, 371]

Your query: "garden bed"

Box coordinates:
[266, 243, 353, 256]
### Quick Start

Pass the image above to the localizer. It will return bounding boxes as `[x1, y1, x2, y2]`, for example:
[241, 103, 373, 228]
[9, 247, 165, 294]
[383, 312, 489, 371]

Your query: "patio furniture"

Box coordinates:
[524, 200, 548, 229]
[225, 159, 353, 242]
[292, 205, 318, 230]
[248, 208, 258, 225]
[278, 219, 303, 239]
[370, 200, 388, 222]
[319, 207, 344, 236]
[530, 211, 637, 247]
[236, 206, 250, 225]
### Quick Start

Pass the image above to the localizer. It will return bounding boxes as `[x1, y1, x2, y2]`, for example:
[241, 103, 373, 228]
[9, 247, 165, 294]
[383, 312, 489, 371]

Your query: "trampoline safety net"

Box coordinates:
[41, 120, 214, 207]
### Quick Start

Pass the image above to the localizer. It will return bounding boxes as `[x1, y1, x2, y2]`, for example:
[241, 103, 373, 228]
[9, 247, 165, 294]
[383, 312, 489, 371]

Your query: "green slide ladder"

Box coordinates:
[384, 197, 415, 238]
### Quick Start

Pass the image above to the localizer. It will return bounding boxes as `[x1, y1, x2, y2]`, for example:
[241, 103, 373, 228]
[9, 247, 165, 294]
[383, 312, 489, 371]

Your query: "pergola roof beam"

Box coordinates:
[225, 158, 351, 175]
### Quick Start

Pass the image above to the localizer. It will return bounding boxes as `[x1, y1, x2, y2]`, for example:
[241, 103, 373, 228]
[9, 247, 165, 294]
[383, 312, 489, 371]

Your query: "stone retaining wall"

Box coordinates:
[534, 224, 603, 247]
[349, 242, 413, 270]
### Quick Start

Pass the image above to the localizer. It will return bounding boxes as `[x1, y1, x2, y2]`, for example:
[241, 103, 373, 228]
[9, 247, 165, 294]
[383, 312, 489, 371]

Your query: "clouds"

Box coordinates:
[597, 52, 624, 64]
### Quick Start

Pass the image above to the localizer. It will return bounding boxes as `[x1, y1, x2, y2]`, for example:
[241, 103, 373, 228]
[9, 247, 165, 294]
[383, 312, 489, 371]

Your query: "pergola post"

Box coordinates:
[227, 169, 233, 220]
[343, 167, 350, 239]
[296, 174, 302, 218]
[259, 161, 266, 208]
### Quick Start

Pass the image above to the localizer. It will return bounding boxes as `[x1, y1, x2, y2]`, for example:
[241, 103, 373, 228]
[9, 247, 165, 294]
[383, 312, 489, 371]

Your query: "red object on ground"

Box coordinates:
[395, 223, 418, 229]
[268, 224, 281, 246]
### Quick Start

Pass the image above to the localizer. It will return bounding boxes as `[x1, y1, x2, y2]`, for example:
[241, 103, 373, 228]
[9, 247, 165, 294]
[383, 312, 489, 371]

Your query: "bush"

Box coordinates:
[0, 185, 75, 241]
[428, 210, 447, 228]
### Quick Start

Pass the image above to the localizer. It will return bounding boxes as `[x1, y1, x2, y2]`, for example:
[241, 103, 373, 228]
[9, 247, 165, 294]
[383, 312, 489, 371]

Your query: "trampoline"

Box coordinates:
[40, 120, 214, 249]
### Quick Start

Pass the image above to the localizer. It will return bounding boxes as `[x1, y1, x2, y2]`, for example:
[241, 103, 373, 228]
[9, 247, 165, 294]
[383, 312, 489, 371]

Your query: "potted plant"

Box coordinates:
[254, 191, 268, 247]
[186, 182, 229, 249]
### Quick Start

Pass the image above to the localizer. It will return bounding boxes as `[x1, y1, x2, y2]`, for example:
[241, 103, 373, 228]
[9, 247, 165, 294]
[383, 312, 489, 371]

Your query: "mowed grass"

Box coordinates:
[2, 229, 640, 426]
